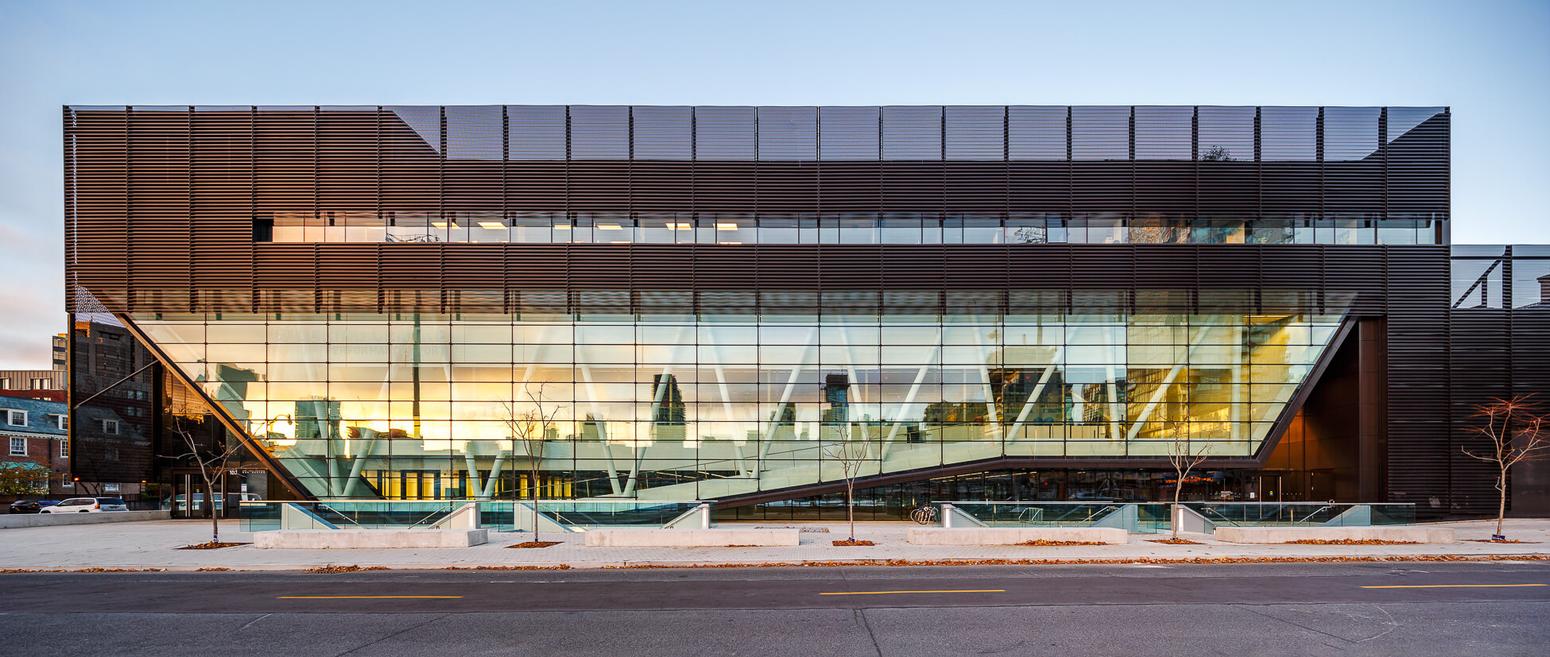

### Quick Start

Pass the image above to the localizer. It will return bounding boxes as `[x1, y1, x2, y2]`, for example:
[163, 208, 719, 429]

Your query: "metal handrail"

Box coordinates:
[314, 503, 363, 528]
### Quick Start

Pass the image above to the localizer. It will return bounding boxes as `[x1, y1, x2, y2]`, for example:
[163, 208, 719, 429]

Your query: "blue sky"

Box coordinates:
[1, 0, 1547, 366]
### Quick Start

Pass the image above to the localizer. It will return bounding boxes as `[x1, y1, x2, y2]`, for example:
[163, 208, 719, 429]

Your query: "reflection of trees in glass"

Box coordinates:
[1200, 145, 1235, 162]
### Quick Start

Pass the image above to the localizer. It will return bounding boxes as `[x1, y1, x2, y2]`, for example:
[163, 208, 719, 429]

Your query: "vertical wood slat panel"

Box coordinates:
[191, 108, 255, 297]
[127, 108, 191, 306]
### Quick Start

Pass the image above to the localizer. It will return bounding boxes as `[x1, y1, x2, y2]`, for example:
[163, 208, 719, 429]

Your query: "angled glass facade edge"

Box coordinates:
[130, 307, 1343, 502]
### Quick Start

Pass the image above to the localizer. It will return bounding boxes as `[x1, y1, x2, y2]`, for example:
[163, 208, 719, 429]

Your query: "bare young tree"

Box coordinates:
[1167, 435, 1211, 541]
[822, 436, 872, 543]
[1461, 395, 1550, 541]
[165, 414, 245, 546]
[503, 383, 563, 545]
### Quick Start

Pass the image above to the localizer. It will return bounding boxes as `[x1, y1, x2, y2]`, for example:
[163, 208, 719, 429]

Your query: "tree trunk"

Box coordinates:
[204, 478, 219, 544]
[1171, 475, 1183, 540]
[530, 467, 541, 544]
[1497, 468, 1508, 539]
[847, 482, 855, 541]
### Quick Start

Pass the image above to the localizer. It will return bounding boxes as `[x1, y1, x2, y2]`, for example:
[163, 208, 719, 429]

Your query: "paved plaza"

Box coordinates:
[2, 518, 1548, 572]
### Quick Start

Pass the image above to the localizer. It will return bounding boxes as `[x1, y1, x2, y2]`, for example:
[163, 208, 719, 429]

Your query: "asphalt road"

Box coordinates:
[2, 561, 1547, 656]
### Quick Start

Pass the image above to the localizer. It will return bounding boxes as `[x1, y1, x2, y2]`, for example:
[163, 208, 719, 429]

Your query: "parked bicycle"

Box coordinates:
[909, 504, 938, 525]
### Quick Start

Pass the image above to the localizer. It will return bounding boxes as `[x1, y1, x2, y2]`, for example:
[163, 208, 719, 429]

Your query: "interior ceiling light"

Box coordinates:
[477, 222, 506, 230]
[715, 223, 739, 231]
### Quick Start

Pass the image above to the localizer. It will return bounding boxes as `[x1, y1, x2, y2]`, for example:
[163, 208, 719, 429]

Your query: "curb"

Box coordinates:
[4, 553, 1548, 574]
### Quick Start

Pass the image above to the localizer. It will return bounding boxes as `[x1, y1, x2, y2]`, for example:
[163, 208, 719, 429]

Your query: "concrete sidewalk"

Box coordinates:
[2, 518, 1548, 572]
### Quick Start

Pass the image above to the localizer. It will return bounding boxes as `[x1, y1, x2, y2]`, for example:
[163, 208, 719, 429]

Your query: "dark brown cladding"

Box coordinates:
[62, 105, 1449, 315]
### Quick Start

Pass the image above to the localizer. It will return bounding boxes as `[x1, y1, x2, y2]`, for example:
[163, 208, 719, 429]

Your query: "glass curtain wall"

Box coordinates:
[133, 307, 1342, 501]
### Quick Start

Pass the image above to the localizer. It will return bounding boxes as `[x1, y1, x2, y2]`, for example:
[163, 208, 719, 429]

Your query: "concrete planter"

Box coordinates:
[583, 528, 799, 547]
[253, 528, 489, 548]
[0, 510, 169, 530]
[907, 527, 1129, 545]
[1213, 526, 1455, 544]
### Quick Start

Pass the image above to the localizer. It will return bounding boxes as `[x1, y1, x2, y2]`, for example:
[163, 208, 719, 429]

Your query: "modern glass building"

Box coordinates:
[61, 105, 1550, 519]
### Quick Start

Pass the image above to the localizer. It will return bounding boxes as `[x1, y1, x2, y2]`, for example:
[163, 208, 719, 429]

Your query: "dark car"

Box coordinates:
[8, 499, 59, 514]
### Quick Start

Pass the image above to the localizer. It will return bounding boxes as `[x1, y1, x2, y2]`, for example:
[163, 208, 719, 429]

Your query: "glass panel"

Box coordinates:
[882, 106, 942, 160]
[136, 307, 1344, 503]
[758, 107, 817, 160]
[819, 107, 880, 160]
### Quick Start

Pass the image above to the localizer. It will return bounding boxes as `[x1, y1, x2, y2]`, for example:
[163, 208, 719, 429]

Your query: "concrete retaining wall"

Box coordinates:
[0, 510, 169, 530]
[253, 528, 489, 548]
[907, 527, 1130, 545]
[584, 528, 800, 547]
[1213, 526, 1456, 544]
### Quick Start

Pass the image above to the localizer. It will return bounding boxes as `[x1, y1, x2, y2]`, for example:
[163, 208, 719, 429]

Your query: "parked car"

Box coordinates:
[8, 499, 59, 514]
[41, 497, 128, 513]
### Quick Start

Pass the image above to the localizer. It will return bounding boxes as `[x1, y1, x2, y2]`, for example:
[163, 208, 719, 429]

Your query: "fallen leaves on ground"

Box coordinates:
[1016, 540, 1106, 547]
[508, 541, 562, 549]
[176, 541, 245, 550]
[196, 567, 233, 572]
[831, 539, 876, 547]
[1147, 538, 1202, 545]
[442, 564, 572, 571]
[1285, 539, 1418, 545]
[304, 564, 389, 574]
[1466, 539, 1534, 544]
[600, 553, 1550, 570]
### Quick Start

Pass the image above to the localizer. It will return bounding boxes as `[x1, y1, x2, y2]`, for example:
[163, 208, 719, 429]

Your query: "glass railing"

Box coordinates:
[239, 499, 707, 532]
[935, 501, 1413, 534]
[937, 501, 1172, 533]
[1184, 502, 1415, 528]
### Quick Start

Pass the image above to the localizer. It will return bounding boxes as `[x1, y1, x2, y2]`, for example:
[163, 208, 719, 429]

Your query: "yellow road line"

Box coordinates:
[277, 595, 464, 600]
[819, 589, 1005, 596]
[1360, 584, 1546, 590]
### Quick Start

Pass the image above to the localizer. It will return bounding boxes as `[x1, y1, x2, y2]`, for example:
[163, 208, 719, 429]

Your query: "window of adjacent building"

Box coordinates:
[61, 478, 72, 488]
[102, 419, 120, 435]
[5, 409, 25, 426]
[0, 378, 9, 390]
[52, 414, 66, 431]
[31, 377, 50, 389]
[60, 438, 68, 458]
[103, 482, 119, 493]
[8, 437, 23, 456]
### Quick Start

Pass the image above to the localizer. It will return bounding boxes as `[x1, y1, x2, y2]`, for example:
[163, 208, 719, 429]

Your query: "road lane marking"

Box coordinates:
[1360, 584, 1546, 590]
[277, 595, 464, 600]
[819, 589, 1005, 596]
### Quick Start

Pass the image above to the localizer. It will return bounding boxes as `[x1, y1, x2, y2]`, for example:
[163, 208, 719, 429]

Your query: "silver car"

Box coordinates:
[42, 497, 128, 513]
